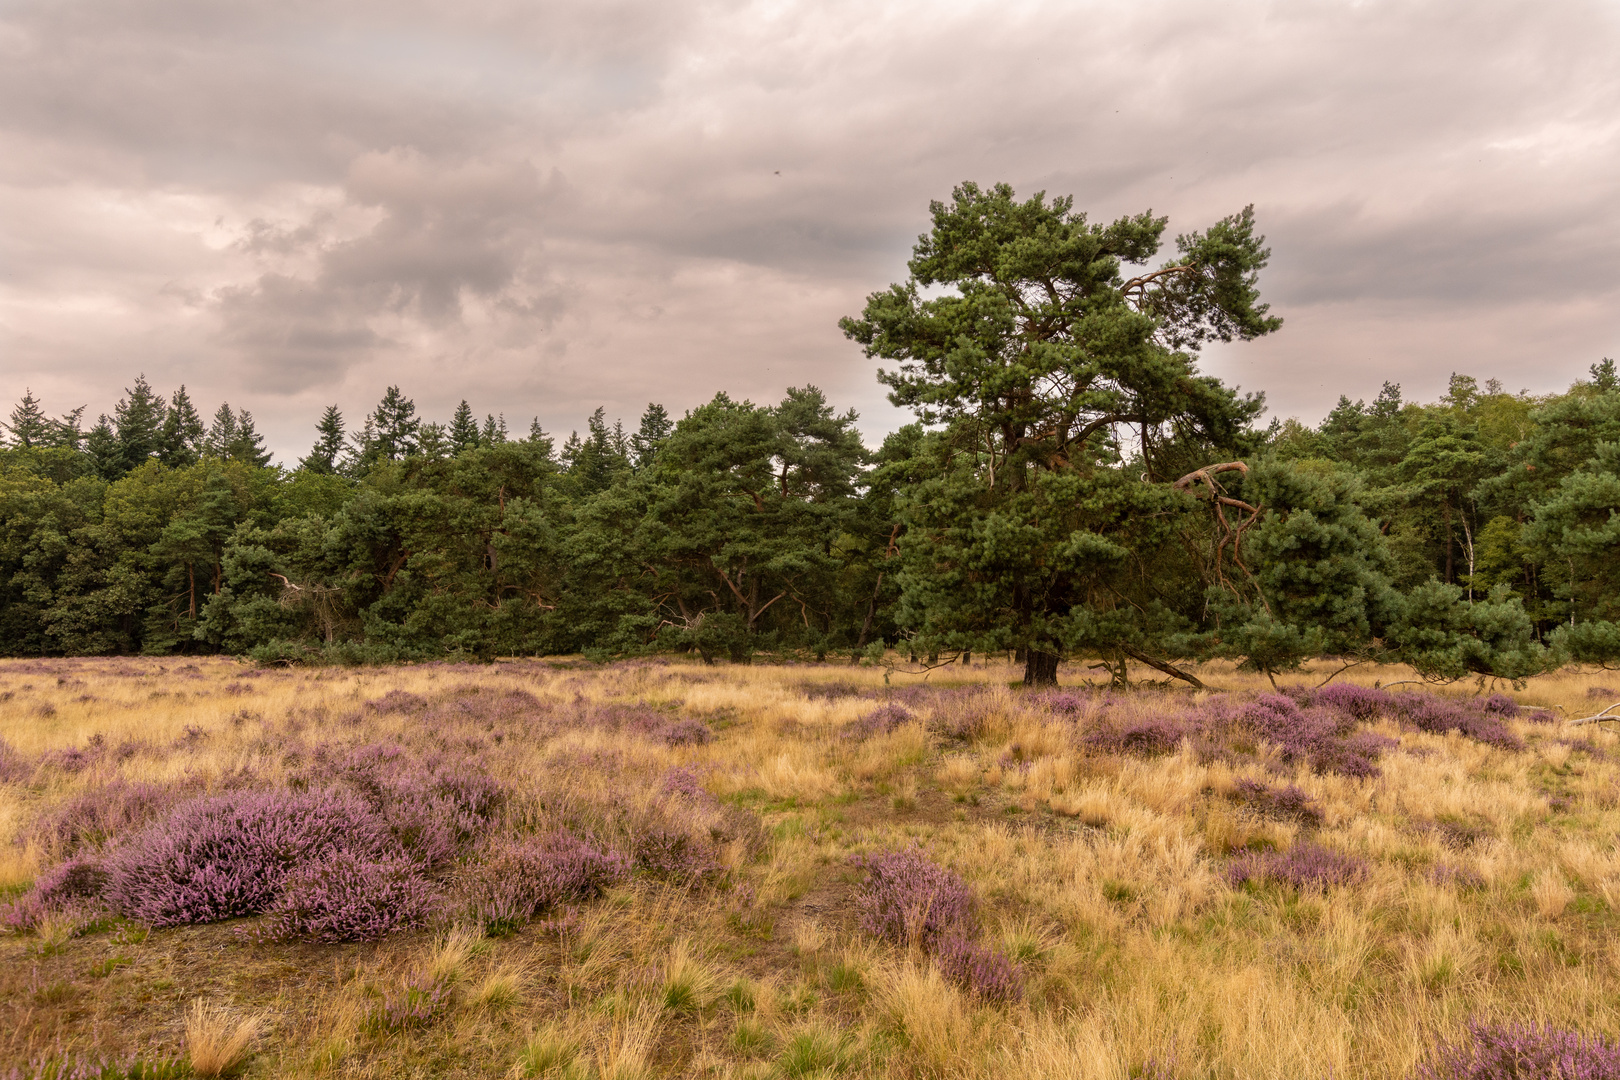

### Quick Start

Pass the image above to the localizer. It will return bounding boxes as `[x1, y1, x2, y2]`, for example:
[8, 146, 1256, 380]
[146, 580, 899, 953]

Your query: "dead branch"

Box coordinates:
[1120, 646, 1206, 689]
[1570, 701, 1620, 726]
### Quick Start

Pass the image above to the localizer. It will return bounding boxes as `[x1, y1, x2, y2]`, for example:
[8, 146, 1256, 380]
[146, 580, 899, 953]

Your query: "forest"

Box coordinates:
[1, 184, 1617, 685]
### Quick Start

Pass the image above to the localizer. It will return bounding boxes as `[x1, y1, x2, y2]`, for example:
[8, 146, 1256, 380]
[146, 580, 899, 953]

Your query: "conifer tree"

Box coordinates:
[84, 415, 122, 479]
[230, 409, 273, 468]
[449, 400, 480, 452]
[632, 403, 672, 469]
[299, 406, 346, 474]
[48, 406, 86, 451]
[113, 374, 165, 473]
[369, 386, 420, 460]
[158, 386, 206, 467]
[203, 403, 239, 459]
[5, 390, 49, 448]
[417, 421, 450, 459]
[481, 413, 508, 445]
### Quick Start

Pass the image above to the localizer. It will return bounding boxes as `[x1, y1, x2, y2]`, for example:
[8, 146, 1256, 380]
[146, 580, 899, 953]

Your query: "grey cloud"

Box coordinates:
[1, 0, 1617, 456]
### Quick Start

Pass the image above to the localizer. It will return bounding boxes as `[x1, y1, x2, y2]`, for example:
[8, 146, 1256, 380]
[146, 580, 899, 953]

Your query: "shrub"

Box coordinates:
[1084, 716, 1188, 757]
[467, 830, 629, 928]
[1390, 694, 1523, 752]
[1412, 1020, 1620, 1079]
[1239, 694, 1392, 778]
[935, 932, 1023, 1002]
[1430, 863, 1487, 891]
[0, 891, 46, 932]
[632, 820, 724, 884]
[1227, 842, 1366, 890]
[1310, 682, 1392, 721]
[661, 718, 714, 747]
[844, 703, 915, 741]
[660, 767, 714, 804]
[34, 856, 110, 909]
[104, 789, 389, 927]
[1230, 779, 1324, 827]
[852, 848, 975, 949]
[266, 851, 439, 942]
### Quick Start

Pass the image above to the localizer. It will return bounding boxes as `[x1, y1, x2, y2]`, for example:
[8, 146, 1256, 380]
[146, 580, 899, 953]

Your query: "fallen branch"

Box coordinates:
[1569, 700, 1620, 726]
[1315, 658, 1370, 688]
[1120, 646, 1206, 689]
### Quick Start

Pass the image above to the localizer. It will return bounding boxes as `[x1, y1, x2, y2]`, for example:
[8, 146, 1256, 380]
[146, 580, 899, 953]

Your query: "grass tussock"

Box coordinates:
[5, 654, 1620, 1076]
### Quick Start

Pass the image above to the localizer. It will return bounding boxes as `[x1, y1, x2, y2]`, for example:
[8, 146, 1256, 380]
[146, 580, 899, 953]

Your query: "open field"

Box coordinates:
[4, 656, 1620, 1078]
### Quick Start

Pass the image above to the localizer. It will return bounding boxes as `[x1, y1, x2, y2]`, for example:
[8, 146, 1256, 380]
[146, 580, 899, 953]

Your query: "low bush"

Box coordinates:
[852, 848, 975, 950]
[1230, 779, 1324, 827]
[844, 703, 915, 741]
[1227, 842, 1367, 890]
[935, 932, 1022, 1002]
[1412, 1020, 1620, 1079]
[466, 830, 629, 929]
[266, 851, 440, 942]
[104, 789, 390, 927]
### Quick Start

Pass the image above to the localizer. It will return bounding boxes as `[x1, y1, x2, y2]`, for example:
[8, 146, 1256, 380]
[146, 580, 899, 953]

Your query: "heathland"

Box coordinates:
[6, 656, 1620, 1078]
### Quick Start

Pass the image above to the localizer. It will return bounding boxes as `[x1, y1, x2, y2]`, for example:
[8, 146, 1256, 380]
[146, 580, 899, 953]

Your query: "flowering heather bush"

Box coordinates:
[104, 788, 390, 926]
[33, 856, 110, 909]
[1230, 779, 1324, 827]
[660, 766, 715, 804]
[1227, 842, 1367, 890]
[844, 703, 915, 741]
[266, 851, 439, 942]
[466, 830, 630, 926]
[0, 891, 46, 932]
[1481, 693, 1521, 717]
[660, 717, 713, 746]
[1235, 694, 1393, 778]
[935, 931, 1023, 1002]
[853, 848, 976, 950]
[366, 689, 428, 714]
[1084, 715, 1189, 757]
[39, 744, 98, 773]
[1390, 694, 1523, 752]
[1033, 690, 1090, 717]
[1309, 682, 1393, 721]
[29, 779, 187, 858]
[631, 817, 724, 884]
[316, 742, 503, 866]
[1412, 1020, 1620, 1079]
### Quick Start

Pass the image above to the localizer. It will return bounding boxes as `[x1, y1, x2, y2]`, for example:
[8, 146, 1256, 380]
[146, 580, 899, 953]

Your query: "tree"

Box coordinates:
[158, 387, 206, 467]
[632, 404, 672, 470]
[229, 410, 272, 468]
[6, 390, 50, 448]
[370, 387, 420, 461]
[449, 401, 480, 453]
[481, 413, 508, 446]
[300, 406, 346, 474]
[113, 374, 165, 475]
[84, 416, 122, 480]
[840, 182, 1279, 684]
[203, 403, 239, 459]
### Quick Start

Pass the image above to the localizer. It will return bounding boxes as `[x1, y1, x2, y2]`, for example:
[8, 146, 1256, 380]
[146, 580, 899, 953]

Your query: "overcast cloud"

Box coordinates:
[2, 0, 1617, 458]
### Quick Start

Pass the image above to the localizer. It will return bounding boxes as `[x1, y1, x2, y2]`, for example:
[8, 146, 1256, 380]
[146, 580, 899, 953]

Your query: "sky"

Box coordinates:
[2, 0, 1618, 460]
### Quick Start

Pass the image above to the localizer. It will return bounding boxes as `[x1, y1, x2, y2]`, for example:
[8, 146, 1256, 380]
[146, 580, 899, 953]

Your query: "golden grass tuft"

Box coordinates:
[185, 998, 262, 1077]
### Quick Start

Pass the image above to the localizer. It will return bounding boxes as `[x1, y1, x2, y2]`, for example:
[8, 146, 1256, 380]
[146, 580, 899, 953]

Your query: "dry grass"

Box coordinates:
[4, 654, 1620, 1076]
[184, 998, 262, 1076]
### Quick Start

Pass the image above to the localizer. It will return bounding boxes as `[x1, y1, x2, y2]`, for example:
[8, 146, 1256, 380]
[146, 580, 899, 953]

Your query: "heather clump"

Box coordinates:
[0, 737, 27, 783]
[843, 703, 915, 741]
[1230, 778, 1324, 827]
[1083, 715, 1189, 758]
[1308, 682, 1392, 721]
[104, 789, 391, 927]
[1412, 1020, 1620, 1079]
[1227, 842, 1366, 890]
[1389, 694, 1523, 751]
[852, 848, 976, 949]
[266, 851, 440, 942]
[33, 856, 110, 909]
[935, 931, 1023, 1002]
[1236, 694, 1393, 778]
[464, 830, 629, 930]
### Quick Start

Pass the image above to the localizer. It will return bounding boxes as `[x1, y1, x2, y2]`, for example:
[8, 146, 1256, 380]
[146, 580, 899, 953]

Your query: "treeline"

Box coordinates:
[3, 183, 1618, 684]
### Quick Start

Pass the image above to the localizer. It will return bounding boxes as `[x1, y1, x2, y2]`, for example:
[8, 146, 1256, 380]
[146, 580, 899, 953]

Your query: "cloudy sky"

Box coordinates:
[3, 0, 1617, 459]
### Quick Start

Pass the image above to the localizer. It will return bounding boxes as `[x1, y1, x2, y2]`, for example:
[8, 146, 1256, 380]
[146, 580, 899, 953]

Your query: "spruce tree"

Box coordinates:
[417, 421, 450, 459]
[158, 386, 206, 467]
[203, 403, 239, 459]
[84, 415, 122, 479]
[113, 374, 165, 473]
[299, 405, 346, 474]
[5, 390, 49, 448]
[632, 403, 672, 469]
[449, 400, 480, 452]
[481, 413, 508, 445]
[230, 409, 273, 467]
[369, 386, 419, 460]
[48, 406, 86, 451]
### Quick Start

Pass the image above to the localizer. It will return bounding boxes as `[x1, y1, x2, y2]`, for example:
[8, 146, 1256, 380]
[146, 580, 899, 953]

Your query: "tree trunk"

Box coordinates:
[961, 650, 971, 665]
[1023, 649, 1060, 687]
